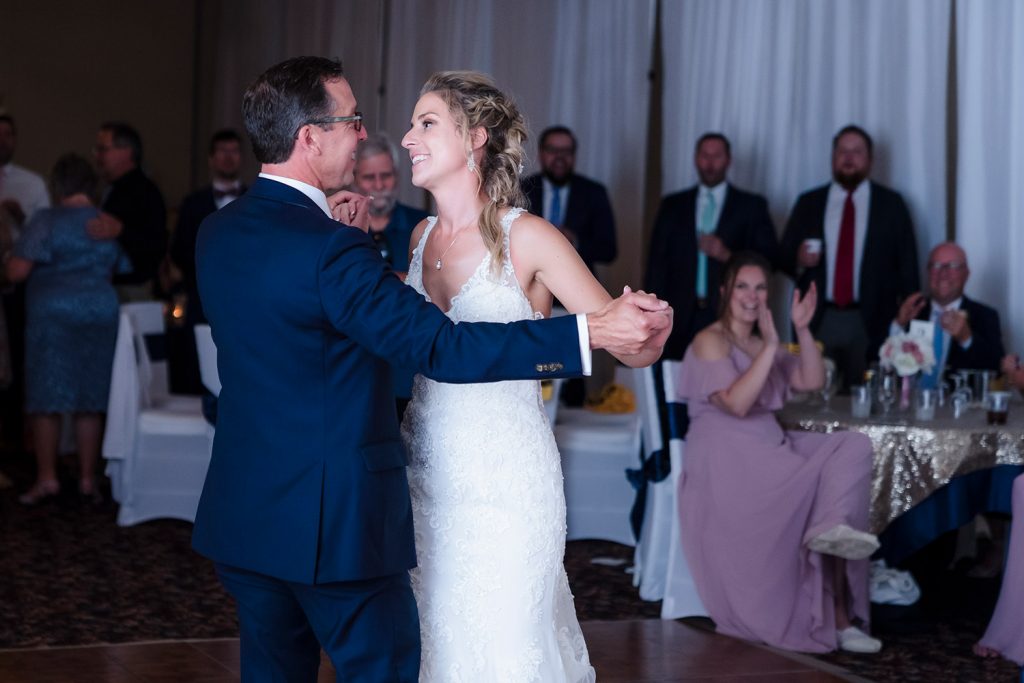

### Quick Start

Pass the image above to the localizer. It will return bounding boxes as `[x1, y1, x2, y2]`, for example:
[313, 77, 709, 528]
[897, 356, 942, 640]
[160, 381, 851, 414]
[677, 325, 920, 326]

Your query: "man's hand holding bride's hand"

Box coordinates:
[329, 191, 372, 232]
[586, 286, 673, 357]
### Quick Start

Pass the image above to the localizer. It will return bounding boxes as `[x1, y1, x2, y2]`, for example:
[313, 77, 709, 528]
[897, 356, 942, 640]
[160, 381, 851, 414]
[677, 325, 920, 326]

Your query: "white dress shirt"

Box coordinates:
[212, 180, 245, 210]
[823, 180, 870, 302]
[259, 173, 593, 374]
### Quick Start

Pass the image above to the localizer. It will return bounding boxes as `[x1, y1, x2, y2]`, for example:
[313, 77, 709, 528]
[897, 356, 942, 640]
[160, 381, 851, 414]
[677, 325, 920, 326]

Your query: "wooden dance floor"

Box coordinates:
[0, 619, 858, 682]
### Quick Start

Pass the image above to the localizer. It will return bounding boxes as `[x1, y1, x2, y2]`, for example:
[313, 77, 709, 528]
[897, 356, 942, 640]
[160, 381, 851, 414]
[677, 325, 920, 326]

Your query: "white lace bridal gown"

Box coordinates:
[401, 208, 595, 683]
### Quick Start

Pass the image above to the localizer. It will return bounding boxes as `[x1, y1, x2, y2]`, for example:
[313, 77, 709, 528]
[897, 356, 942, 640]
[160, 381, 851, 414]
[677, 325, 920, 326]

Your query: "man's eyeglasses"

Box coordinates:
[927, 261, 966, 273]
[307, 112, 363, 133]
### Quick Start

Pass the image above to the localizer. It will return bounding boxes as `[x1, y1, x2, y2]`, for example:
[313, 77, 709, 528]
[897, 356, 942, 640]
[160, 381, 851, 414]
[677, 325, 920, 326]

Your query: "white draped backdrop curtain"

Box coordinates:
[209, 0, 1023, 348]
[660, 0, 951, 334]
[956, 0, 1024, 352]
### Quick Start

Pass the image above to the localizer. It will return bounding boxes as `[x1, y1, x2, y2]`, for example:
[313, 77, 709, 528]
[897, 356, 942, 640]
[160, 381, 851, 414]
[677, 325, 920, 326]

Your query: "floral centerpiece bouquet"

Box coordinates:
[879, 333, 936, 376]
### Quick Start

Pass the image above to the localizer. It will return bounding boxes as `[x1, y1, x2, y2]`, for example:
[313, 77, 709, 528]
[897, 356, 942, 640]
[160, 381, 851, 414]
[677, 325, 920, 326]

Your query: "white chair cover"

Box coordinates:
[632, 360, 707, 618]
[554, 366, 642, 546]
[102, 303, 213, 526]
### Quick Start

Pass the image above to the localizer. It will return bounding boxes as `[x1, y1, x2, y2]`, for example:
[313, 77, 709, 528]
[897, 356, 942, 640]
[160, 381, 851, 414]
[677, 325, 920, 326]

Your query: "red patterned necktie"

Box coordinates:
[833, 191, 855, 307]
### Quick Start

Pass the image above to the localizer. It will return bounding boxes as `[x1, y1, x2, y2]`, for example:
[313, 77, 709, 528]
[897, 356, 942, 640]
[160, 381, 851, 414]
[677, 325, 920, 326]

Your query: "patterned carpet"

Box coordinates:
[0, 449, 1019, 682]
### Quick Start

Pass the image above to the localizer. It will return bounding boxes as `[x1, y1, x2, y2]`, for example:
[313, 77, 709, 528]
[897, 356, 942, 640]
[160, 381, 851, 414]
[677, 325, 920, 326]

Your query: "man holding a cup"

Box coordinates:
[779, 125, 919, 390]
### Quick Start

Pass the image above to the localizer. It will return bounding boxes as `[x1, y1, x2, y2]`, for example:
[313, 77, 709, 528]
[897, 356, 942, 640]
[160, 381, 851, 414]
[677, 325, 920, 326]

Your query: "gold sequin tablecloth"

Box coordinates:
[777, 397, 1024, 534]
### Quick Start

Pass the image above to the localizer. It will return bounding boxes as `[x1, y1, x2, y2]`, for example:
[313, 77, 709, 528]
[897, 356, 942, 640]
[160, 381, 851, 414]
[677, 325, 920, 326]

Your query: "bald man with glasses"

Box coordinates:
[891, 242, 1004, 384]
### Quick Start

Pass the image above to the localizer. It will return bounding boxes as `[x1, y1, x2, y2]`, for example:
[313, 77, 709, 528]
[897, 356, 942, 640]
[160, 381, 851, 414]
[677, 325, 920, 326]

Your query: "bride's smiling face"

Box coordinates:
[402, 92, 466, 190]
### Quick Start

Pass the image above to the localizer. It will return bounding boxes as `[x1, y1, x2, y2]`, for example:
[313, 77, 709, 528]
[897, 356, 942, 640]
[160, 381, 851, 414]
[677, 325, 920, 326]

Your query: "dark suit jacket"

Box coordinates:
[172, 186, 248, 323]
[192, 178, 582, 584]
[522, 173, 617, 271]
[911, 296, 1005, 374]
[103, 167, 168, 285]
[779, 181, 919, 357]
[644, 184, 777, 359]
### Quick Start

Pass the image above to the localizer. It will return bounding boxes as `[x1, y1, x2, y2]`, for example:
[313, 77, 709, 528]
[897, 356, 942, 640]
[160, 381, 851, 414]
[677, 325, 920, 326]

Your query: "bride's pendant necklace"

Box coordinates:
[434, 226, 469, 270]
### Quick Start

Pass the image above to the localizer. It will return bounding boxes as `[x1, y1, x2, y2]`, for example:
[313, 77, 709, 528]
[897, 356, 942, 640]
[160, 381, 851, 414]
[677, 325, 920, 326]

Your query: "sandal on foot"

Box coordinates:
[18, 480, 61, 505]
[78, 480, 104, 505]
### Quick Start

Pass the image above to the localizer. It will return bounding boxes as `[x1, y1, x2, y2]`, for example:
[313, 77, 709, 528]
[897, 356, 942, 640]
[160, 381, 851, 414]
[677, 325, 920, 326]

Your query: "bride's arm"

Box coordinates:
[511, 214, 670, 368]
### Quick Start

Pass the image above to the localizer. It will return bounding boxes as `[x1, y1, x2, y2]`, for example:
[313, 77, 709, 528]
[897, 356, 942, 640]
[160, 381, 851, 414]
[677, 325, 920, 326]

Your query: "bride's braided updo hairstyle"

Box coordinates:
[420, 71, 528, 270]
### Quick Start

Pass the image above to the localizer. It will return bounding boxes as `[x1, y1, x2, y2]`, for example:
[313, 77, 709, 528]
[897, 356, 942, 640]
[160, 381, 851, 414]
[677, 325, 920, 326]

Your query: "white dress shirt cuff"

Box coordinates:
[890, 320, 904, 338]
[575, 313, 592, 376]
[959, 336, 973, 350]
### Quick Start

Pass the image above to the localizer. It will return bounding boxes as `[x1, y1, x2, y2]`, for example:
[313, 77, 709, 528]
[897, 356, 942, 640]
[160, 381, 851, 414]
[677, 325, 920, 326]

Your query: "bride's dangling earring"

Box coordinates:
[467, 154, 476, 172]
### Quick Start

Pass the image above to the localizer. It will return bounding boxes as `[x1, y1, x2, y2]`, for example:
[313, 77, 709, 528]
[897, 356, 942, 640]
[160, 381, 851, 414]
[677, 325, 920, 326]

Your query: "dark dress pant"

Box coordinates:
[216, 563, 420, 682]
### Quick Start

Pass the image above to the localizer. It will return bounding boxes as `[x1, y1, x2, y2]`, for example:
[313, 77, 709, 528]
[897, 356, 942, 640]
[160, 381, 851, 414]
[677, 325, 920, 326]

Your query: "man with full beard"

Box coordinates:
[779, 124, 919, 390]
[351, 133, 427, 279]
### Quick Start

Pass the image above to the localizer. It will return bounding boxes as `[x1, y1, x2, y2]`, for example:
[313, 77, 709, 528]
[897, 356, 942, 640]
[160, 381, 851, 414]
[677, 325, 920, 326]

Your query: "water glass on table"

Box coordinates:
[850, 384, 872, 418]
[819, 365, 836, 412]
[914, 388, 936, 421]
[878, 372, 898, 416]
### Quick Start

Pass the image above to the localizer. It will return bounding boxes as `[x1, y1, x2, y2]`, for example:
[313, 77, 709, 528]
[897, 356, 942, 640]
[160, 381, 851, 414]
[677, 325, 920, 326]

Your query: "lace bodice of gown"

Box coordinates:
[402, 208, 594, 683]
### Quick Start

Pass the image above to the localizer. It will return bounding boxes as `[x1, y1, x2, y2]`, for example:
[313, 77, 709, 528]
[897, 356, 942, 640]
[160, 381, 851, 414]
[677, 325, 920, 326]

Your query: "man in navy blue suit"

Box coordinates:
[192, 57, 670, 682]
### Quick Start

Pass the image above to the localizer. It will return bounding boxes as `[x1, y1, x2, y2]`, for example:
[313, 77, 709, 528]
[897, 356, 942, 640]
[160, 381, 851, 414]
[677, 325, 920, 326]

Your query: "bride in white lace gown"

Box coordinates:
[398, 72, 666, 683]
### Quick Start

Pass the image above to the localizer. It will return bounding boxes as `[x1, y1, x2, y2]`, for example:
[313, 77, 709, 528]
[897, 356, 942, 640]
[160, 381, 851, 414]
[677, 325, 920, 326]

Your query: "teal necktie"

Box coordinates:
[695, 192, 717, 299]
[549, 187, 563, 227]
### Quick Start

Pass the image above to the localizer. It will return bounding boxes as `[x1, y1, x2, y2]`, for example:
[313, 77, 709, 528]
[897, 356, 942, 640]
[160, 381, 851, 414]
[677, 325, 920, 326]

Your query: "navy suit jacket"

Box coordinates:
[522, 173, 617, 272]
[644, 184, 777, 359]
[192, 178, 582, 584]
[779, 181, 919, 358]
[911, 296, 1005, 374]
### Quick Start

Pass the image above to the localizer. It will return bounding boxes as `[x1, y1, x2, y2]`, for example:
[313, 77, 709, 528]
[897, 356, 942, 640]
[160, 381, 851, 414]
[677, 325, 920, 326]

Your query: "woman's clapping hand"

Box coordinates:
[790, 282, 817, 331]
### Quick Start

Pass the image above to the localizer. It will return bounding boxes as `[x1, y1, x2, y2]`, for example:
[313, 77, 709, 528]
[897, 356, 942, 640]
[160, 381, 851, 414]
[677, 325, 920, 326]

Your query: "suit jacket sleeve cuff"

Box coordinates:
[576, 314, 592, 376]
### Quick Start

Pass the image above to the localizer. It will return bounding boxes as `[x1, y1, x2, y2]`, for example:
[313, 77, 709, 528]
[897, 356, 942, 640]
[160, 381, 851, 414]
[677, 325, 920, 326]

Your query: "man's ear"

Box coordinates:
[295, 124, 321, 156]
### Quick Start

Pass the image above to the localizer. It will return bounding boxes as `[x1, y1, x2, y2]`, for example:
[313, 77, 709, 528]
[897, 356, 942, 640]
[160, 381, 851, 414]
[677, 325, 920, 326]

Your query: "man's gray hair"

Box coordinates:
[356, 133, 398, 167]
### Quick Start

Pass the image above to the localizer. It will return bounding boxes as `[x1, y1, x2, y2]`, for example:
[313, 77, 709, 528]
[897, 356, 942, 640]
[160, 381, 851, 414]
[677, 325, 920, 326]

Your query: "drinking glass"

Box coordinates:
[850, 384, 872, 419]
[914, 388, 936, 421]
[878, 372, 898, 416]
[819, 366, 836, 412]
[985, 391, 1011, 425]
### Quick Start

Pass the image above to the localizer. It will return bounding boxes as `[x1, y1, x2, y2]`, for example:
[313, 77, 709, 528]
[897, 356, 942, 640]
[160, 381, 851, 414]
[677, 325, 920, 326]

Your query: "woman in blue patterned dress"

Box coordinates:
[5, 154, 129, 504]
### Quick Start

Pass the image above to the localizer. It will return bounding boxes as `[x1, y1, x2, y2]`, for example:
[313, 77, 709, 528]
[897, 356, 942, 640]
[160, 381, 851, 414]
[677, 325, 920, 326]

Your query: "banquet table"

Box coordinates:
[778, 396, 1024, 564]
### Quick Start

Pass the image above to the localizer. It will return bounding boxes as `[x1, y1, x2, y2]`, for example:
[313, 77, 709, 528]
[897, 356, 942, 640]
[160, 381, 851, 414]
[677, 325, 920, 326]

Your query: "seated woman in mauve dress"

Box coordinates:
[676, 251, 881, 654]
